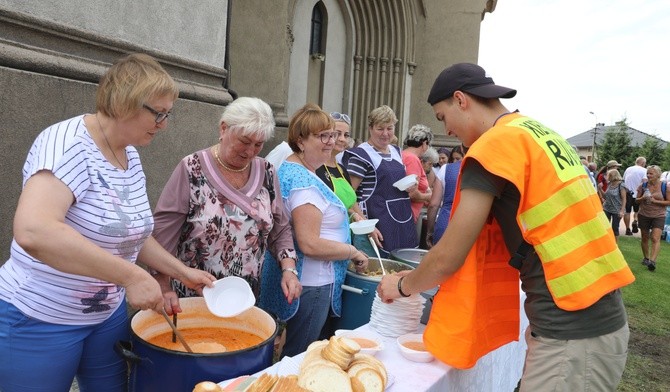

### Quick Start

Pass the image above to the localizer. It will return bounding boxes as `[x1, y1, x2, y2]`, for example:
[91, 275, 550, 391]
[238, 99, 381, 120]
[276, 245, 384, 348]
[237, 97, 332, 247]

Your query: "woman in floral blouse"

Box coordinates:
[153, 97, 301, 316]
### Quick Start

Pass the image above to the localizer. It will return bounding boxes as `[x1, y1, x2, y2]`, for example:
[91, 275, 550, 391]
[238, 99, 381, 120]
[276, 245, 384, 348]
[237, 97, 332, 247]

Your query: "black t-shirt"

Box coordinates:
[315, 164, 351, 191]
[460, 159, 627, 339]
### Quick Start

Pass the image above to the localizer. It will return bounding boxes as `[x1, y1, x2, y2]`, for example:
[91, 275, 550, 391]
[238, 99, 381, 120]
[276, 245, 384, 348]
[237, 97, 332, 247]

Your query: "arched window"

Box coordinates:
[309, 2, 326, 55]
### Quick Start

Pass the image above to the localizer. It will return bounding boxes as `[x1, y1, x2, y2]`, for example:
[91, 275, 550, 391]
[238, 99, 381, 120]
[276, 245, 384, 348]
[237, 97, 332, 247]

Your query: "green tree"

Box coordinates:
[598, 120, 632, 167]
[638, 137, 665, 167]
[662, 143, 670, 171]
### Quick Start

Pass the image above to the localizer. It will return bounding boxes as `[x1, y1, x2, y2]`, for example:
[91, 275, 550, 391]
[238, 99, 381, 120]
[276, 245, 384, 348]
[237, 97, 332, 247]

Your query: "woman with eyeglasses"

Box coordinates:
[152, 97, 301, 315]
[315, 112, 382, 248]
[0, 53, 215, 392]
[259, 103, 368, 358]
[341, 105, 419, 256]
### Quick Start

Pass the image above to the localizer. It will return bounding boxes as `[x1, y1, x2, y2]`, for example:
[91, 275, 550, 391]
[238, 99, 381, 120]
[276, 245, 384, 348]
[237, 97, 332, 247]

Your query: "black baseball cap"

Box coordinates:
[427, 63, 517, 105]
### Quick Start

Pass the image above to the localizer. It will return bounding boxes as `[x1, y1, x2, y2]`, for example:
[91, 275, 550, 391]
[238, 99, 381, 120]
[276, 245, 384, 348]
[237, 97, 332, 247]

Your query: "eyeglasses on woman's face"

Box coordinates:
[143, 104, 172, 123]
[314, 131, 338, 144]
[330, 112, 351, 125]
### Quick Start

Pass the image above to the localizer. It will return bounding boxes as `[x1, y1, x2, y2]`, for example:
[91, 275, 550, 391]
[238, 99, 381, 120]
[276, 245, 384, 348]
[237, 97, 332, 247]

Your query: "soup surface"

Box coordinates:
[147, 327, 263, 353]
[350, 337, 378, 349]
[403, 341, 426, 351]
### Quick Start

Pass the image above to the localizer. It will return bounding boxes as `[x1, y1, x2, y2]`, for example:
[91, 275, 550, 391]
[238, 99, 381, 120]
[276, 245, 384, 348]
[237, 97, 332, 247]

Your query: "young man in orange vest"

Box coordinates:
[377, 63, 634, 391]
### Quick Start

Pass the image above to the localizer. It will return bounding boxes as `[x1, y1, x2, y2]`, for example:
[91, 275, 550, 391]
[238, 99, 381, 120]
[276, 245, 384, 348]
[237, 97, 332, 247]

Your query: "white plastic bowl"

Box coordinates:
[393, 174, 418, 191]
[396, 333, 434, 362]
[350, 219, 379, 235]
[202, 276, 255, 318]
[334, 329, 384, 356]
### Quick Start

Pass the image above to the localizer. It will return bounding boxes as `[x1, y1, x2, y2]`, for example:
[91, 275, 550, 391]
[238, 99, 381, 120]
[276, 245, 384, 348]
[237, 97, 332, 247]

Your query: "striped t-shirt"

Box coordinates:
[0, 115, 153, 325]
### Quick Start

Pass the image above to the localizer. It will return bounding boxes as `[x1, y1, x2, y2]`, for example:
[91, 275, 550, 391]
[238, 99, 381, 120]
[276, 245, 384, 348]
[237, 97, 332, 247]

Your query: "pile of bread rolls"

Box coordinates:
[298, 336, 387, 392]
[193, 336, 387, 392]
[194, 373, 308, 392]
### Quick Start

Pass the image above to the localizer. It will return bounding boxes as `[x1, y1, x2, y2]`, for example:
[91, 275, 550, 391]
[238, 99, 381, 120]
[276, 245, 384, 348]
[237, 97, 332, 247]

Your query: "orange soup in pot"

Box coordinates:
[147, 327, 263, 354]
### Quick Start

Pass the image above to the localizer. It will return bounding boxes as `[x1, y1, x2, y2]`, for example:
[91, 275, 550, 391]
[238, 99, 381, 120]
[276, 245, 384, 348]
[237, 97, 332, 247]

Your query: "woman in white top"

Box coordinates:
[259, 103, 368, 358]
[0, 54, 215, 392]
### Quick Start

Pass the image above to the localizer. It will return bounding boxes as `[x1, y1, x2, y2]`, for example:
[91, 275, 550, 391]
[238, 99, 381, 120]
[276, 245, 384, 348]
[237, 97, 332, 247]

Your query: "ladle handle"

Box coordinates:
[368, 236, 386, 275]
[171, 313, 178, 343]
[160, 309, 193, 353]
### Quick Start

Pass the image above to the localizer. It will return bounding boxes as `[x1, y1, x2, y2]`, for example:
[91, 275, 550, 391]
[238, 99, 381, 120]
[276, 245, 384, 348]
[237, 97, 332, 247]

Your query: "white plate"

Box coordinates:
[202, 276, 255, 318]
[219, 368, 396, 391]
[350, 219, 379, 235]
[393, 174, 418, 191]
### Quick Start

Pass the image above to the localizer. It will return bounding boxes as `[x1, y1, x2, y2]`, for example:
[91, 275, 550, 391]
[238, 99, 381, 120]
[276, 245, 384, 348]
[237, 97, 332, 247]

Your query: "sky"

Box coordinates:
[478, 0, 670, 142]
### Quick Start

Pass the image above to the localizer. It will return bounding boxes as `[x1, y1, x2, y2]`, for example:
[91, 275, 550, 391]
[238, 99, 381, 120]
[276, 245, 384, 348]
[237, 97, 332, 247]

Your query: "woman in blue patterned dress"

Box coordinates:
[259, 103, 368, 358]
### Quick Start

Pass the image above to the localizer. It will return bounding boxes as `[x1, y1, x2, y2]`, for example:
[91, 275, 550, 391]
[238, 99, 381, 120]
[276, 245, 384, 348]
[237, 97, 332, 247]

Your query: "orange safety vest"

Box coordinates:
[424, 113, 635, 369]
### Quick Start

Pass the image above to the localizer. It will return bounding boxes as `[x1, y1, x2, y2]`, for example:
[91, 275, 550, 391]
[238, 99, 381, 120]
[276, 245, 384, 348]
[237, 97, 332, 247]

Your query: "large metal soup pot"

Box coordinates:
[115, 297, 277, 392]
[335, 257, 414, 330]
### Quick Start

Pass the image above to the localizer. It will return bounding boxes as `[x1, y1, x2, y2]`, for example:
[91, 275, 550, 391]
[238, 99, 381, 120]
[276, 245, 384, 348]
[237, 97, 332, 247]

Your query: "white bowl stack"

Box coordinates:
[369, 292, 425, 337]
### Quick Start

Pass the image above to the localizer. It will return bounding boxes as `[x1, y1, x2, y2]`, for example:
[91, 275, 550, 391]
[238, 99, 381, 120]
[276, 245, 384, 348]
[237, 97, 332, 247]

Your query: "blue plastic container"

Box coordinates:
[335, 258, 412, 331]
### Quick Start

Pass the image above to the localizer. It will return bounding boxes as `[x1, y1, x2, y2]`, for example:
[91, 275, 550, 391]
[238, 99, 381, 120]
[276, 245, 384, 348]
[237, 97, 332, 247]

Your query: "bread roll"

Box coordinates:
[298, 365, 352, 392]
[193, 381, 223, 392]
[297, 337, 388, 391]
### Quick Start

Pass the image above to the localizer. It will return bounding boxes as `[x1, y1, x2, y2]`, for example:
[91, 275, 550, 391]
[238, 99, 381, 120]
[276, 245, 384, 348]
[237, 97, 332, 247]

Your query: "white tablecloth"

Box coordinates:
[221, 288, 529, 391]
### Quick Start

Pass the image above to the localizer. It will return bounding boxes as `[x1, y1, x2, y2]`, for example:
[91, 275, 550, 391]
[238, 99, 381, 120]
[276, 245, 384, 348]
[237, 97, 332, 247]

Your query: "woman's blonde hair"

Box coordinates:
[367, 105, 397, 128]
[287, 103, 334, 152]
[96, 53, 178, 119]
[607, 168, 622, 182]
[647, 165, 662, 177]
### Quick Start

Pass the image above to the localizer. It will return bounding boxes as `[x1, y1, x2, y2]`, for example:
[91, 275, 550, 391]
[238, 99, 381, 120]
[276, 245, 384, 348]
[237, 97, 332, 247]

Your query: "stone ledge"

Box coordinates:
[0, 7, 233, 106]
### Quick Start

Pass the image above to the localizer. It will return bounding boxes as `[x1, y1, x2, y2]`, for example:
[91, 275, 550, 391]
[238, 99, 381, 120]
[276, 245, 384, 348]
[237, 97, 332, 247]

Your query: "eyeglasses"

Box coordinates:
[143, 104, 171, 123]
[316, 132, 338, 144]
[330, 112, 351, 125]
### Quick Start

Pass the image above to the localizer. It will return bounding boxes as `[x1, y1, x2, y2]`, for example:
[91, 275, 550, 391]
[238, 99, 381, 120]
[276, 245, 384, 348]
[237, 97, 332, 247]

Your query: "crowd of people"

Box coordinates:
[0, 52, 668, 392]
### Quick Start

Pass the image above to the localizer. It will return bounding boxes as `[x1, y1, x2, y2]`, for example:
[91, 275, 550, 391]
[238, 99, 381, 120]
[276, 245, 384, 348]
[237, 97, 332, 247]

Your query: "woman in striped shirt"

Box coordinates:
[0, 53, 215, 392]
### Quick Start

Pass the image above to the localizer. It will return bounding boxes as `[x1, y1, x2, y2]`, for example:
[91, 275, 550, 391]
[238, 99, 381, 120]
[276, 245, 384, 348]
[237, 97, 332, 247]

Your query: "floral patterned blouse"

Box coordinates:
[153, 148, 296, 298]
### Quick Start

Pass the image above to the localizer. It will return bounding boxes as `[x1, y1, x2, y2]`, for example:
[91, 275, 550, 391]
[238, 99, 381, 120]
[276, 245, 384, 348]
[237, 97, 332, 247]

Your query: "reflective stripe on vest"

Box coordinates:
[473, 115, 634, 310]
[424, 113, 634, 369]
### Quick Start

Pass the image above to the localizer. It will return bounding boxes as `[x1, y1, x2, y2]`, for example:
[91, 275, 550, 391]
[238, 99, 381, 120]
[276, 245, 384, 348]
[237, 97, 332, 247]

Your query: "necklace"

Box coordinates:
[213, 145, 249, 173]
[297, 153, 317, 172]
[96, 114, 127, 170]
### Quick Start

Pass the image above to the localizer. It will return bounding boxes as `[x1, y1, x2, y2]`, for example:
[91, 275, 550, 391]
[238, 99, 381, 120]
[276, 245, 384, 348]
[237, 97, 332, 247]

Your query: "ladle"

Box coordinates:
[160, 309, 193, 353]
[171, 313, 177, 343]
[369, 236, 387, 275]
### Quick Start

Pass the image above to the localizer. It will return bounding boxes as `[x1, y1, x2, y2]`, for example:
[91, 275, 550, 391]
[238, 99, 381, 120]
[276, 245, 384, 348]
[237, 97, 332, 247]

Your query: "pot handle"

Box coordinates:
[341, 284, 368, 295]
[114, 340, 143, 365]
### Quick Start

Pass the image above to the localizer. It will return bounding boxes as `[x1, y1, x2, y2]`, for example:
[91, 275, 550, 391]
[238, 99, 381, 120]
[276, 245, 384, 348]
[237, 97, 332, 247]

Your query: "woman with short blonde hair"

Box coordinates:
[636, 164, 670, 271]
[342, 105, 419, 255]
[0, 53, 214, 391]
